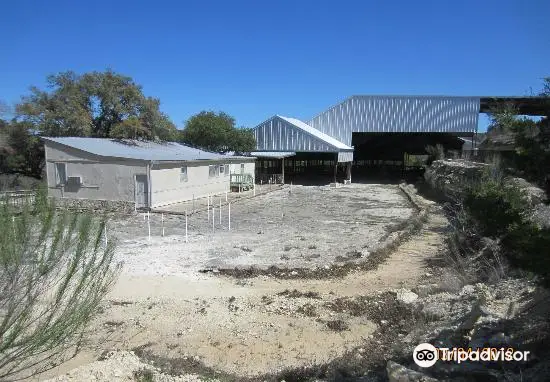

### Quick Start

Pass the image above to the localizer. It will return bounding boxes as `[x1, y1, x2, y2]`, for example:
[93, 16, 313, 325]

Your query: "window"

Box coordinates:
[55, 163, 67, 186]
[240, 163, 245, 174]
[180, 166, 188, 182]
[209, 165, 219, 178]
[219, 164, 224, 175]
[224, 164, 229, 176]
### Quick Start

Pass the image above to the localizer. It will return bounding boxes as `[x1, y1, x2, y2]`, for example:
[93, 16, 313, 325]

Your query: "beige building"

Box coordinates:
[43, 137, 255, 210]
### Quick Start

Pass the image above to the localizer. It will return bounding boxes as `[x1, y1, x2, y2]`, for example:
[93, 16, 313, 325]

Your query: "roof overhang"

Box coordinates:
[250, 151, 296, 159]
[479, 96, 550, 116]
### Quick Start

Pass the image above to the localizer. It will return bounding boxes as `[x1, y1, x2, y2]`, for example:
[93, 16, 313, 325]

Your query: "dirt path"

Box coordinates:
[40, 189, 448, 381]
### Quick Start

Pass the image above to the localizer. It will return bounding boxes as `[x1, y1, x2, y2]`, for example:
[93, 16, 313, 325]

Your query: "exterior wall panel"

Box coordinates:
[307, 96, 480, 146]
[45, 142, 146, 202]
[254, 117, 336, 152]
[150, 163, 229, 207]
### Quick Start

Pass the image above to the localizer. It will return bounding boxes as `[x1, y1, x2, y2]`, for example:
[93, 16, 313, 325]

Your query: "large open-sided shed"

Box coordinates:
[252, 95, 549, 183]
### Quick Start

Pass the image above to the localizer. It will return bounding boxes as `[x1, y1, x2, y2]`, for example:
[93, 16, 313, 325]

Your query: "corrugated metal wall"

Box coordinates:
[337, 151, 354, 162]
[307, 96, 480, 146]
[254, 117, 339, 152]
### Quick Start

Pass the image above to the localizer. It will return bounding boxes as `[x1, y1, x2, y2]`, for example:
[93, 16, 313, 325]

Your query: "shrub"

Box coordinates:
[464, 178, 529, 238]
[502, 223, 550, 286]
[0, 189, 121, 380]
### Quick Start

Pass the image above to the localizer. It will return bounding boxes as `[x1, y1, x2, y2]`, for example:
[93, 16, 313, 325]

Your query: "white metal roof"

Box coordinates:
[250, 151, 296, 158]
[276, 116, 353, 150]
[42, 137, 250, 161]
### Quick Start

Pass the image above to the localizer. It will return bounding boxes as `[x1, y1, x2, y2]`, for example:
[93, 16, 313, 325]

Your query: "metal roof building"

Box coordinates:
[252, 95, 483, 164]
[43, 137, 255, 210]
[307, 95, 480, 146]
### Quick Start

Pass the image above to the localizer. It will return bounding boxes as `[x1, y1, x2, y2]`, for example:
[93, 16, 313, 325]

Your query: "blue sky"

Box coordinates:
[1, 0, 548, 132]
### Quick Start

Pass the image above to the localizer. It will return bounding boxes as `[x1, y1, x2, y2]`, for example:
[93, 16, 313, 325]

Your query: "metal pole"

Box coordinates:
[207, 195, 210, 222]
[185, 211, 188, 243]
[225, 191, 228, 202]
[147, 211, 151, 241]
[228, 202, 231, 231]
[212, 206, 215, 231]
[161, 213, 165, 237]
[219, 198, 222, 223]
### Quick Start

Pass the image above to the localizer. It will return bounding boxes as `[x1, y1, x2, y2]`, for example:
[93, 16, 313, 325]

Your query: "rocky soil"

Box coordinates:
[35, 180, 550, 382]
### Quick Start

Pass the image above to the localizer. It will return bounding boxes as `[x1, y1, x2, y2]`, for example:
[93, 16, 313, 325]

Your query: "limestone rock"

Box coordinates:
[396, 289, 419, 304]
[386, 360, 438, 382]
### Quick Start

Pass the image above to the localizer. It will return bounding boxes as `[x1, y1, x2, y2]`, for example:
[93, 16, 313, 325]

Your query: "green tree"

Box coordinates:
[485, 79, 550, 187]
[0, 120, 44, 178]
[180, 111, 256, 153]
[0, 190, 121, 380]
[16, 70, 176, 140]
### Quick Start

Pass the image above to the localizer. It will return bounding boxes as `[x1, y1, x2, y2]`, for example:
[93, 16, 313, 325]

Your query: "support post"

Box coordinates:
[185, 211, 188, 243]
[346, 162, 352, 184]
[228, 203, 231, 231]
[333, 154, 338, 184]
[207, 195, 210, 222]
[281, 157, 285, 184]
[219, 198, 222, 223]
[147, 211, 151, 241]
[161, 213, 165, 237]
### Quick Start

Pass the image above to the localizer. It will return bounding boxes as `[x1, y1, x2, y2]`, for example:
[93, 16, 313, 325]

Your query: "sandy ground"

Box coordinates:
[37, 183, 447, 381]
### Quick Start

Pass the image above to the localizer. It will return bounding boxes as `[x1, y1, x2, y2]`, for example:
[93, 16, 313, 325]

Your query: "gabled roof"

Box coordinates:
[276, 116, 353, 150]
[42, 137, 249, 161]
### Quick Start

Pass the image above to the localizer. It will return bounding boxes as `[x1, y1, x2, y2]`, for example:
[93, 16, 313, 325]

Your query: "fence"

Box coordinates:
[256, 174, 283, 184]
[0, 190, 36, 207]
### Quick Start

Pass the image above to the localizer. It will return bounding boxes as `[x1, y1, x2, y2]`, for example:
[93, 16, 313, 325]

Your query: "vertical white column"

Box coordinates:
[147, 211, 151, 241]
[219, 198, 222, 223]
[207, 195, 210, 222]
[185, 211, 188, 243]
[212, 206, 215, 231]
[161, 213, 165, 237]
[228, 202, 231, 231]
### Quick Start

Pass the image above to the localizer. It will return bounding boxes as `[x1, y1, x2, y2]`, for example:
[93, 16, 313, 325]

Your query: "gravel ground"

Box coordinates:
[110, 183, 415, 275]
[34, 183, 440, 382]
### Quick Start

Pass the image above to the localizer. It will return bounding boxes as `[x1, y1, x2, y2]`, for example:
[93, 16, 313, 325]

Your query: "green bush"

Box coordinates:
[460, 176, 550, 285]
[502, 223, 550, 286]
[464, 179, 528, 238]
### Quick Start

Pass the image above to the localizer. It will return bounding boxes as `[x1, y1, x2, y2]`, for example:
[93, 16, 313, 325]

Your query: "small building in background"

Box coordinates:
[42, 137, 255, 211]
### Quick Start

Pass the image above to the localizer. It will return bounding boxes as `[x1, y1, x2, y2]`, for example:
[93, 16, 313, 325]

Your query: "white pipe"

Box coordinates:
[212, 206, 215, 231]
[207, 195, 210, 222]
[219, 198, 221, 223]
[147, 211, 151, 241]
[185, 212, 188, 243]
[228, 202, 231, 231]
[225, 191, 228, 202]
[161, 213, 165, 237]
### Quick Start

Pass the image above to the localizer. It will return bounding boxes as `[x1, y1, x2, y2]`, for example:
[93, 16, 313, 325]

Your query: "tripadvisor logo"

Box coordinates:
[413, 343, 438, 368]
[413, 343, 531, 368]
